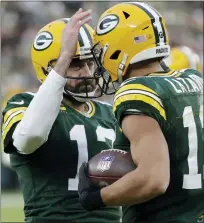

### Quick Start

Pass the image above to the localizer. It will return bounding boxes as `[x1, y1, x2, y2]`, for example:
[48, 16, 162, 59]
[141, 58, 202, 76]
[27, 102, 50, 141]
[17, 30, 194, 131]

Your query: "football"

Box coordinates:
[88, 149, 136, 188]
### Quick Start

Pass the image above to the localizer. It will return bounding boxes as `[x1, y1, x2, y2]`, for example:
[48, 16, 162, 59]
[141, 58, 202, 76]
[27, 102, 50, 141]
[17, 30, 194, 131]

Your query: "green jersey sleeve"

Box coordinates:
[1, 92, 34, 153]
[113, 77, 167, 128]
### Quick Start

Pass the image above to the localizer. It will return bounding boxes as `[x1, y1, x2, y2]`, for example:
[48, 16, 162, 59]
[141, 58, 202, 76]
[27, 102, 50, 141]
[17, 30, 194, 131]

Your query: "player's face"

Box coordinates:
[65, 58, 97, 94]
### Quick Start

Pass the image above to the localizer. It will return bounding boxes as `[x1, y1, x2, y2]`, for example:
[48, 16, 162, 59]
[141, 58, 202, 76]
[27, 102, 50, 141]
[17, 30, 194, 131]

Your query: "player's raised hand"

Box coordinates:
[60, 8, 92, 59]
[55, 8, 92, 77]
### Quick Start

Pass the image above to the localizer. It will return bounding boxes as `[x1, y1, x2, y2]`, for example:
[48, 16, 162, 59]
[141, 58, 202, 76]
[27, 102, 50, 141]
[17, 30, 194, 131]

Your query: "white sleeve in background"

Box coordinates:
[12, 70, 67, 154]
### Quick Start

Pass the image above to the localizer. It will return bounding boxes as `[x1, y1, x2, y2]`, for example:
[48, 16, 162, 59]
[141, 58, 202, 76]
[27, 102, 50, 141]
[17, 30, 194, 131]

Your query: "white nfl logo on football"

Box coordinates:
[97, 155, 115, 172]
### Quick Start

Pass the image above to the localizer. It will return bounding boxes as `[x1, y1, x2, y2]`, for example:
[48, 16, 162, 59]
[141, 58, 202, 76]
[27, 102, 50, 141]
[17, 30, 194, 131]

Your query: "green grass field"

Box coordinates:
[1, 191, 24, 222]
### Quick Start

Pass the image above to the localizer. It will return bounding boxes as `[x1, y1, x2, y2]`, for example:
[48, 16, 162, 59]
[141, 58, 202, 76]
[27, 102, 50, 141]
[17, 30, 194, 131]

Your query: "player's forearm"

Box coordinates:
[101, 114, 170, 206]
[101, 165, 167, 206]
[13, 69, 67, 154]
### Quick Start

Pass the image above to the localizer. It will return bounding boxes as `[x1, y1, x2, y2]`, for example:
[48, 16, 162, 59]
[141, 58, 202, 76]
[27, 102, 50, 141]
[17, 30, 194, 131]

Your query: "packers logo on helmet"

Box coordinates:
[33, 31, 53, 51]
[93, 2, 170, 87]
[96, 14, 119, 35]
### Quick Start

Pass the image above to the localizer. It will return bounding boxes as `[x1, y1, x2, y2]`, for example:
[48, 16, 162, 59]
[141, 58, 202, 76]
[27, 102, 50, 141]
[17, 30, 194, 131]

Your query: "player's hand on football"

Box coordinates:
[60, 8, 92, 59]
[78, 162, 106, 211]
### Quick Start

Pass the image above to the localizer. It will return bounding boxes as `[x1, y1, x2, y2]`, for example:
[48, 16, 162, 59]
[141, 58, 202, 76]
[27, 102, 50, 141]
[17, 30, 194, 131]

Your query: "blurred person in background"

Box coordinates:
[163, 45, 203, 72]
[78, 2, 204, 223]
[1, 9, 122, 222]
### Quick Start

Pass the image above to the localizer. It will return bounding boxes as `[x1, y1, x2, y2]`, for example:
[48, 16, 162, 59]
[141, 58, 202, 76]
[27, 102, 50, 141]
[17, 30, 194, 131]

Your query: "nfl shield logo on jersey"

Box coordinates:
[97, 156, 115, 172]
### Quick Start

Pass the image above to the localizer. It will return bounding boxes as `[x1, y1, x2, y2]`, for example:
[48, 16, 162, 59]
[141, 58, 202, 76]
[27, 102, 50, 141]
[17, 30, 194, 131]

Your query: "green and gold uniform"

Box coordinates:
[2, 92, 120, 222]
[113, 69, 204, 223]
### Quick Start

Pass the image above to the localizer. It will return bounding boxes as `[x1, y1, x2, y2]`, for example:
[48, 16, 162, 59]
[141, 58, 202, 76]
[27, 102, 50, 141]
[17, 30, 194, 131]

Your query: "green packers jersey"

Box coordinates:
[2, 92, 121, 222]
[113, 69, 204, 223]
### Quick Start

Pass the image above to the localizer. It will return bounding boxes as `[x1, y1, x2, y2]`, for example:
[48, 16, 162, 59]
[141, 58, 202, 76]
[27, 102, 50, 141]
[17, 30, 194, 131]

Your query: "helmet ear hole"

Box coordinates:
[110, 50, 121, 60]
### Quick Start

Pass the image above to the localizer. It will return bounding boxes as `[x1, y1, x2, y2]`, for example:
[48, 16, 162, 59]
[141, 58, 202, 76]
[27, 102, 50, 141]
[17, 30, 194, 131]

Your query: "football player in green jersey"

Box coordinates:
[78, 2, 204, 223]
[1, 9, 121, 222]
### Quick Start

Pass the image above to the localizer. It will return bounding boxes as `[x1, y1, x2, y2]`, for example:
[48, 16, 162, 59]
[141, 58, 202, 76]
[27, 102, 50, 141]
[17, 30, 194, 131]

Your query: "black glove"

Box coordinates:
[78, 162, 106, 211]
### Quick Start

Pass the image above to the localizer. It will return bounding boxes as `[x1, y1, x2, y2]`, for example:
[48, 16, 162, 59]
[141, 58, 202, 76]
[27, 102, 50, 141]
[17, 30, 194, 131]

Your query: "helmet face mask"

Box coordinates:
[46, 57, 105, 100]
[91, 42, 120, 95]
[31, 18, 105, 101]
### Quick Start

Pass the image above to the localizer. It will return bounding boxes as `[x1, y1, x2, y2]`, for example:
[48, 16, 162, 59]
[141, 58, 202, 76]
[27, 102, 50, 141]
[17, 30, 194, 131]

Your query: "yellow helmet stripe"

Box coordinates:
[127, 2, 166, 46]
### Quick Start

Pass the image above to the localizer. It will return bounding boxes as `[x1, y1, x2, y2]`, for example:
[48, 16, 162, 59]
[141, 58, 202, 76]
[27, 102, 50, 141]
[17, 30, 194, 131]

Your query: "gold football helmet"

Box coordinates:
[31, 18, 103, 99]
[164, 46, 202, 72]
[92, 2, 170, 92]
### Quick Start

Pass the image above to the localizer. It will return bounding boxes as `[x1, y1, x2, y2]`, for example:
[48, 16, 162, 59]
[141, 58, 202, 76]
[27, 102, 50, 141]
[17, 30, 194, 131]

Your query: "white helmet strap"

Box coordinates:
[101, 44, 109, 63]
[117, 53, 128, 83]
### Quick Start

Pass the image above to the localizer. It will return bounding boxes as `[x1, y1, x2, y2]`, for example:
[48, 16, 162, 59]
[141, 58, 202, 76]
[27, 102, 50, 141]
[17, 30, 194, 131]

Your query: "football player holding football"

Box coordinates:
[2, 9, 122, 222]
[78, 2, 204, 223]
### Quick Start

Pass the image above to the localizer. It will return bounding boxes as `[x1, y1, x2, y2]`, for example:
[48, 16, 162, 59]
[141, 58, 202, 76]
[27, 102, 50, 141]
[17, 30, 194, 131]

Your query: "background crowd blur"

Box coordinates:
[1, 1, 203, 222]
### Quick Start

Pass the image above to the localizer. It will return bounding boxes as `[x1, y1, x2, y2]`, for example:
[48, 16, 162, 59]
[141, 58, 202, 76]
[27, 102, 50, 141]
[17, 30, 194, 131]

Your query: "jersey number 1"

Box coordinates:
[182, 105, 203, 189]
[68, 125, 115, 191]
